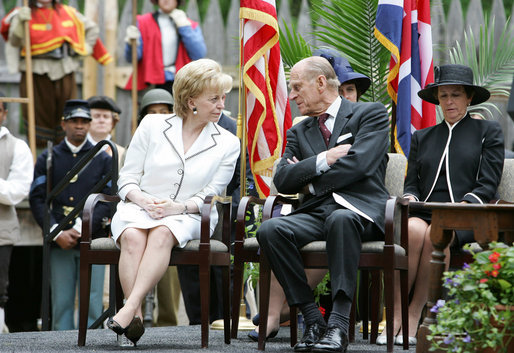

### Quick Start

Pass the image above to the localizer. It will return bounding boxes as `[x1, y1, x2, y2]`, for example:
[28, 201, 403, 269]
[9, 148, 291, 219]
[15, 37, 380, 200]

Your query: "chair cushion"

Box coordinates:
[90, 237, 117, 250]
[361, 241, 406, 256]
[243, 237, 260, 250]
[177, 239, 228, 252]
[298, 240, 406, 256]
[498, 159, 514, 202]
[299, 241, 327, 252]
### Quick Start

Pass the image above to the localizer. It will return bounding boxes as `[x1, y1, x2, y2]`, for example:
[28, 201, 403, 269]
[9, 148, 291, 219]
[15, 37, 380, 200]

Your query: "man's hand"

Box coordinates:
[169, 9, 190, 28]
[286, 156, 311, 195]
[17, 6, 31, 22]
[326, 144, 351, 166]
[55, 229, 80, 250]
[124, 25, 140, 43]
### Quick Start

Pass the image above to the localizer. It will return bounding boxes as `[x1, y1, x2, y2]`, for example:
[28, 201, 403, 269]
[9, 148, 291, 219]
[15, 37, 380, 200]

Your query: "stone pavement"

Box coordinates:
[0, 325, 417, 353]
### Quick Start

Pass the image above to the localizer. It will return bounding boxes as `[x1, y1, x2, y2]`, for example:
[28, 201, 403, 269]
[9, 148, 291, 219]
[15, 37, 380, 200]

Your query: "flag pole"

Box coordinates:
[234, 11, 255, 333]
[238, 16, 247, 200]
[23, 0, 36, 161]
[391, 102, 396, 153]
[130, 0, 138, 134]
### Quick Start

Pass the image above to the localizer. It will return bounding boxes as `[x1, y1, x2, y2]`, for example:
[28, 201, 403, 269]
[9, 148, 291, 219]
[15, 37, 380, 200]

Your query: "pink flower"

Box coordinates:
[493, 263, 501, 270]
[480, 278, 488, 283]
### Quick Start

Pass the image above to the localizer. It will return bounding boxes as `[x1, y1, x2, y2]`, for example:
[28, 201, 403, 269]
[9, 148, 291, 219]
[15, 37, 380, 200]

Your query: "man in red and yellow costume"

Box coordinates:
[1, 0, 112, 147]
[124, 0, 206, 94]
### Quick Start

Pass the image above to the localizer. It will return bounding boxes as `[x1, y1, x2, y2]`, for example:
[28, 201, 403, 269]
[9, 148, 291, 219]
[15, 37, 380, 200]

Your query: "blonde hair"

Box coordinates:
[173, 59, 233, 118]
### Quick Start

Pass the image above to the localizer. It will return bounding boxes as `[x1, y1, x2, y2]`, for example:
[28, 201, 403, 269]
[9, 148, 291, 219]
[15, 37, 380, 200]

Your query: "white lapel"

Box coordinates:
[163, 115, 185, 161]
[185, 122, 221, 160]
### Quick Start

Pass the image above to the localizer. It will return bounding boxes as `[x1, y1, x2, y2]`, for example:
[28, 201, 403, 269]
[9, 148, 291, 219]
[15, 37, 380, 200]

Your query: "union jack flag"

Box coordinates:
[240, 0, 292, 197]
[375, 0, 436, 156]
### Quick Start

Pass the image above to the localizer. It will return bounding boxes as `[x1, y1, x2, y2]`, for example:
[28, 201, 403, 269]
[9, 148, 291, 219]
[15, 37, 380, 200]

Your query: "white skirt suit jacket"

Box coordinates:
[111, 114, 240, 247]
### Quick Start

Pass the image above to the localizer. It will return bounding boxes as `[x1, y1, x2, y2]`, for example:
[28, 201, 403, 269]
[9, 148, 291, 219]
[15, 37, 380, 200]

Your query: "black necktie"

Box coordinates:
[318, 113, 331, 147]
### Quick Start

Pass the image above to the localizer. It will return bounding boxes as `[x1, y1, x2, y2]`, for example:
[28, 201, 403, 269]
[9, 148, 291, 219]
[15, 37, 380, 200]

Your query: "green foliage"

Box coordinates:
[278, 20, 313, 71]
[313, 272, 331, 305]
[278, 0, 390, 106]
[243, 203, 262, 289]
[428, 242, 514, 353]
[447, 17, 514, 121]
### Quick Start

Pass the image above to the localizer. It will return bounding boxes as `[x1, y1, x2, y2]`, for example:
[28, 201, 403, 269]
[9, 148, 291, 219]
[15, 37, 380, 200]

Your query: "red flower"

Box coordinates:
[319, 306, 326, 317]
[491, 270, 499, 278]
[489, 252, 500, 263]
[484, 270, 490, 276]
[493, 263, 501, 270]
[480, 278, 489, 283]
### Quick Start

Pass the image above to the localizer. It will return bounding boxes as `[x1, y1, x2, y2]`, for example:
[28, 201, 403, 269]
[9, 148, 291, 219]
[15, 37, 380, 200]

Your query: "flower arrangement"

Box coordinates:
[428, 242, 513, 353]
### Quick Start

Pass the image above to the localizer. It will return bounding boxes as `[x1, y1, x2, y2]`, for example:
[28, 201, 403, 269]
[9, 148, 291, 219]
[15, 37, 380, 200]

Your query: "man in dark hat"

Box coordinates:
[29, 99, 113, 330]
[87, 95, 126, 163]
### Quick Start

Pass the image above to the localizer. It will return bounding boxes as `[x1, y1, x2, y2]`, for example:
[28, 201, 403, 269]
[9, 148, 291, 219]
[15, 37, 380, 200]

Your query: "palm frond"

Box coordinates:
[310, 0, 390, 104]
[278, 20, 312, 70]
[449, 17, 514, 119]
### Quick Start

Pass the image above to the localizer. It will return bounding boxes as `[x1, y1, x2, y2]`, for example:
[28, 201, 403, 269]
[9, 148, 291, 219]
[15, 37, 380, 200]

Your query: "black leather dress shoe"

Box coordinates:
[294, 322, 326, 352]
[311, 326, 348, 353]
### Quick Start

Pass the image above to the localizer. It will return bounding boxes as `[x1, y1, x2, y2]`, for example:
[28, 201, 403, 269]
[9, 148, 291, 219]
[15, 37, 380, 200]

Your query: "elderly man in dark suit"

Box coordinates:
[257, 56, 389, 352]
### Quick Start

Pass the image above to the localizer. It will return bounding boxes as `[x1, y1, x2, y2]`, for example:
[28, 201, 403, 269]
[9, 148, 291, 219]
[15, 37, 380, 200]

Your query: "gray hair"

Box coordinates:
[301, 57, 340, 90]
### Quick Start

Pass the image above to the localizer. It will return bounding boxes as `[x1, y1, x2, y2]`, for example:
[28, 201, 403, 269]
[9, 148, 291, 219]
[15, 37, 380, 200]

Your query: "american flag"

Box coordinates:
[375, 0, 436, 156]
[240, 0, 292, 197]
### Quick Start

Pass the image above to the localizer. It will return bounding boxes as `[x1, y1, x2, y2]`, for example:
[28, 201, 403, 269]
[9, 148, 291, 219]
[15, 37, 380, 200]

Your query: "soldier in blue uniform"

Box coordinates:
[29, 99, 113, 330]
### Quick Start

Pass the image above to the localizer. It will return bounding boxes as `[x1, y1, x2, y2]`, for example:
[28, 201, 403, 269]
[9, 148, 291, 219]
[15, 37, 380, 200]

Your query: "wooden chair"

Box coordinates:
[77, 193, 232, 348]
[231, 153, 410, 352]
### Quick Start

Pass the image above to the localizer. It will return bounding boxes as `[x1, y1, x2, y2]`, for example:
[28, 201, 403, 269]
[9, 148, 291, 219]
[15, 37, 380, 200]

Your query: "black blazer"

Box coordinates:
[273, 98, 390, 232]
[404, 114, 504, 204]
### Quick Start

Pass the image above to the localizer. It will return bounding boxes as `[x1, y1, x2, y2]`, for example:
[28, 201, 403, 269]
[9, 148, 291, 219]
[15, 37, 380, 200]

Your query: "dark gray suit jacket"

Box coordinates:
[273, 98, 390, 233]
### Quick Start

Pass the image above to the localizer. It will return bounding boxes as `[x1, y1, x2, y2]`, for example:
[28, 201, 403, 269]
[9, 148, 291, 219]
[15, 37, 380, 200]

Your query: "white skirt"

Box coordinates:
[110, 201, 213, 248]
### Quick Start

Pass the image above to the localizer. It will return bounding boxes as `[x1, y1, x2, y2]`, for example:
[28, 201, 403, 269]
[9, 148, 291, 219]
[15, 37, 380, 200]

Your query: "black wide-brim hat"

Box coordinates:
[417, 64, 490, 105]
[88, 95, 122, 117]
[314, 48, 371, 96]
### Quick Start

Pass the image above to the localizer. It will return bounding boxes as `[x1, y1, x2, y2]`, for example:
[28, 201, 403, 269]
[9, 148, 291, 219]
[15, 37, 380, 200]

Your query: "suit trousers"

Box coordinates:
[50, 247, 104, 330]
[257, 199, 368, 307]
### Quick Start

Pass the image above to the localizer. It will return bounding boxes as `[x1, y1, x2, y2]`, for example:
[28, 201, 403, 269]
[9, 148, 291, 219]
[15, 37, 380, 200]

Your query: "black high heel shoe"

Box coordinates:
[107, 318, 128, 335]
[125, 316, 145, 346]
[248, 328, 279, 342]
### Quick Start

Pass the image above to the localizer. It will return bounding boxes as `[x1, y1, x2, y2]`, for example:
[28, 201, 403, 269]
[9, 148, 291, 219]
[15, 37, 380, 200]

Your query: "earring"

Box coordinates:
[193, 107, 198, 115]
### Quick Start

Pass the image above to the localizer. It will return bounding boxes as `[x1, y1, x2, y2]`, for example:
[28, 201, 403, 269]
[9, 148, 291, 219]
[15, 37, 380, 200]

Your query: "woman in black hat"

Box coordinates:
[377, 64, 505, 346]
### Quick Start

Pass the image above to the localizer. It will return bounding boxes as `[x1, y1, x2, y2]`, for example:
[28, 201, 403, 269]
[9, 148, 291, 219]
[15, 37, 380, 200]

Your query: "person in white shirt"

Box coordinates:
[0, 92, 34, 333]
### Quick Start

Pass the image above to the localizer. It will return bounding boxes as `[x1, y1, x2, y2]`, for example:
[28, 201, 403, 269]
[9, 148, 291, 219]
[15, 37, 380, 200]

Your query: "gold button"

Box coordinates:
[69, 196, 74, 201]
[73, 153, 77, 158]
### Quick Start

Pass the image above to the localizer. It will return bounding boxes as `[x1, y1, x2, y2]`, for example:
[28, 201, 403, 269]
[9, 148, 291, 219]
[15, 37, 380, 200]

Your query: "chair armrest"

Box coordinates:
[81, 193, 121, 244]
[384, 196, 409, 250]
[235, 196, 265, 242]
[262, 195, 300, 221]
[200, 195, 232, 247]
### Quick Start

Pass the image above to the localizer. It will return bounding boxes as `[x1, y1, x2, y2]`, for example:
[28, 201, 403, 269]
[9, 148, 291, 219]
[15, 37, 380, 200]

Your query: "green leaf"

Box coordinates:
[449, 17, 514, 120]
[278, 0, 390, 107]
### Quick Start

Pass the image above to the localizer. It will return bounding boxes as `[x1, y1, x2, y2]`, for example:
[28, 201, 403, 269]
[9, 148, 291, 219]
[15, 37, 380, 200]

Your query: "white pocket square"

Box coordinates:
[337, 133, 353, 143]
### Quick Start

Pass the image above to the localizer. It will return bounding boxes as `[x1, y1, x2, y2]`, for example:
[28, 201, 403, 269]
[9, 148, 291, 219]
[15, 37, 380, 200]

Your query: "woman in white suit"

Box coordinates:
[106, 59, 240, 345]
